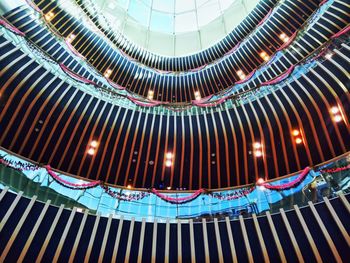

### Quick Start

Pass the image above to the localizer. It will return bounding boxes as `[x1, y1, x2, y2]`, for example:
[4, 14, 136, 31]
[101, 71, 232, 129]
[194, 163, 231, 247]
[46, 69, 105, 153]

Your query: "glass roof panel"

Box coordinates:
[94, 0, 260, 56]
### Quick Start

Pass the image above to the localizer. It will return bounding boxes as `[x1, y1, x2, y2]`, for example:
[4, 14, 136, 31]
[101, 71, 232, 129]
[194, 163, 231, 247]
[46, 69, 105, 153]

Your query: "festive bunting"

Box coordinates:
[225, 43, 241, 56]
[127, 95, 165, 107]
[188, 64, 207, 73]
[191, 96, 228, 107]
[25, 0, 42, 12]
[151, 188, 206, 204]
[65, 40, 86, 59]
[0, 19, 25, 36]
[106, 78, 126, 90]
[46, 165, 101, 189]
[256, 167, 311, 190]
[320, 164, 350, 174]
[59, 63, 98, 86]
[257, 9, 272, 27]
[331, 24, 350, 39]
[260, 65, 295, 86]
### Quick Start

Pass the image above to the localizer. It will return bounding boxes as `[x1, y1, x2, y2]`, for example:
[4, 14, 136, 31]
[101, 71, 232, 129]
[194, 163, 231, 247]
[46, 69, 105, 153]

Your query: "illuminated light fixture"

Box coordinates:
[90, 140, 98, 147]
[295, 138, 303, 144]
[44, 11, 55, 21]
[147, 90, 154, 100]
[257, 178, 265, 184]
[236, 70, 246, 80]
[279, 33, 290, 43]
[260, 51, 270, 62]
[127, 184, 132, 189]
[330, 106, 343, 123]
[292, 129, 300, 136]
[66, 33, 76, 43]
[330, 106, 339, 114]
[333, 114, 343, 123]
[104, 69, 112, 78]
[194, 91, 201, 101]
[167, 186, 172, 190]
[165, 160, 172, 167]
[87, 148, 95, 155]
[165, 152, 173, 159]
[255, 150, 263, 158]
[253, 142, 262, 149]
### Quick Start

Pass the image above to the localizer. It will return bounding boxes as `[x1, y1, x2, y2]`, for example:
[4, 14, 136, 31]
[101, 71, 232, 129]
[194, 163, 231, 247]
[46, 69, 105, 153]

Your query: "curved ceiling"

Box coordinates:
[93, 0, 260, 56]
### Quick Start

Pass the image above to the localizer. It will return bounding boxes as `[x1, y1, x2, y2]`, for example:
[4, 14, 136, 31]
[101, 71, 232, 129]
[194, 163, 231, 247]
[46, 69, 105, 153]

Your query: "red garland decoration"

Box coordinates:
[257, 167, 311, 190]
[45, 165, 101, 188]
[151, 188, 206, 204]
[320, 164, 350, 174]
[188, 64, 207, 73]
[331, 24, 350, 39]
[25, 0, 42, 13]
[127, 95, 167, 107]
[0, 19, 25, 36]
[225, 43, 241, 56]
[59, 63, 97, 86]
[106, 78, 125, 90]
[64, 40, 86, 60]
[319, 0, 329, 6]
[257, 9, 272, 27]
[260, 65, 295, 86]
[191, 96, 228, 107]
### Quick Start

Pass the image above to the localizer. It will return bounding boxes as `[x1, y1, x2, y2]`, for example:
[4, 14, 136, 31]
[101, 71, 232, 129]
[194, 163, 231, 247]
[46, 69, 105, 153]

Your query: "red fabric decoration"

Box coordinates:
[46, 165, 101, 188]
[151, 188, 206, 204]
[65, 40, 85, 60]
[225, 43, 241, 56]
[320, 164, 350, 174]
[127, 95, 164, 107]
[0, 19, 25, 36]
[188, 64, 207, 72]
[191, 96, 228, 107]
[260, 65, 294, 86]
[59, 63, 97, 86]
[106, 78, 126, 90]
[331, 24, 350, 39]
[25, 0, 42, 12]
[319, 0, 329, 6]
[257, 167, 311, 190]
[257, 9, 272, 27]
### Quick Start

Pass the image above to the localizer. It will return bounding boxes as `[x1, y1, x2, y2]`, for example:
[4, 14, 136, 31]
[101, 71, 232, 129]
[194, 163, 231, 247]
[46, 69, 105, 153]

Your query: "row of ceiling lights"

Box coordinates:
[86, 107, 344, 157]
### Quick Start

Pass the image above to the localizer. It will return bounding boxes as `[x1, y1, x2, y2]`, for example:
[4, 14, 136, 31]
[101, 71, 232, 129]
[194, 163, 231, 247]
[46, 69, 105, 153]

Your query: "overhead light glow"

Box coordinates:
[292, 129, 300, 136]
[333, 114, 343, 123]
[255, 150, 263, 157]
[253, 142, 262, 149]
[279, 33, 290, 43]
[295, 138, 303, 144]
[165, 160, 172, 167]
[90, 140, 98, 147]
[87, 148, 95, 155]
[44, 11, 55, 21]
[165, 152, 173, 159]
[330, 106, 339, 114]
